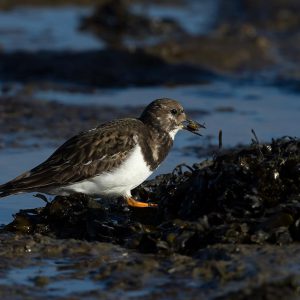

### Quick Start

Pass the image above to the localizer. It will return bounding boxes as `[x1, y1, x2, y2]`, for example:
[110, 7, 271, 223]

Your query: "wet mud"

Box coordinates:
[0, 50, 213, 87]
[1, 233, 300, 300]
[0, 94, 136, 148]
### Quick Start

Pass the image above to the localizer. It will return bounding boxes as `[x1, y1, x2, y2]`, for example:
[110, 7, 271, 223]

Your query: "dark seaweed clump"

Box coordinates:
[5, 137, 300, 255]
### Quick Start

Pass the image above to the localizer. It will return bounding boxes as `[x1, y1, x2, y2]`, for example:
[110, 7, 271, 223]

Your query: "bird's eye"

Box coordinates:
[171, 109, 178, 115]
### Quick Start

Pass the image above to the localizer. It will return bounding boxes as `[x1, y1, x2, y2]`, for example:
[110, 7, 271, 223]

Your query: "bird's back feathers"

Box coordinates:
[0, 118, 145, 197]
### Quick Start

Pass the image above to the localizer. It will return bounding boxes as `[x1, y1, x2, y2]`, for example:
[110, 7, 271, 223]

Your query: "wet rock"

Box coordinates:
[145, 34, 274, 74]
[219, 0, 300, 34]
[215, 0, 300, 87]
[80, 0, 185, 47]
[32, 275, 50, 287]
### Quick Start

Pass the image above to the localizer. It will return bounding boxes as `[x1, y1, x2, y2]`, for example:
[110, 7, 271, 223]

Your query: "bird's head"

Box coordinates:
[140, 98, 205, 139]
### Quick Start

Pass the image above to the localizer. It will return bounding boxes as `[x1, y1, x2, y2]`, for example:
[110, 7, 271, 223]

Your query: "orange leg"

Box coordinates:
[126, 197, 157, 208]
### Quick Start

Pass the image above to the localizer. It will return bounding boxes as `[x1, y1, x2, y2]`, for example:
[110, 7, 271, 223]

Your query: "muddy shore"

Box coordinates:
[0, 50, 214, 87]
[0, 233, 300, 300]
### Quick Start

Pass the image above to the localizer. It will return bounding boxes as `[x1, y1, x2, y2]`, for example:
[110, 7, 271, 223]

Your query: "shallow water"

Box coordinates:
[0, 259, 102, 296]
[0, 6, 104, 52]
[0, 148, 53, 224]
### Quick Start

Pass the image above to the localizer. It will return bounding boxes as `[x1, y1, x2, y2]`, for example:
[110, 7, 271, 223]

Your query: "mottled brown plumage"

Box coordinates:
[0, 98, 204, 200]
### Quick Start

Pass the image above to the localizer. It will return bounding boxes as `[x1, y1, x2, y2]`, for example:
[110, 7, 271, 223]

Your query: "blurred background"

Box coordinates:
[0, 0, 299, 222]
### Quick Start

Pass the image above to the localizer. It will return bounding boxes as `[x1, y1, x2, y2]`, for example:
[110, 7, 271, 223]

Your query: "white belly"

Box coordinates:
[51, 145, 153, 197]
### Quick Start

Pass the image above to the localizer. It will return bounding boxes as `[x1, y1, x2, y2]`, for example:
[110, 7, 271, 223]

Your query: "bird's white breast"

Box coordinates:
[53, 145, 152, 197]
[168, 127, 180, 140]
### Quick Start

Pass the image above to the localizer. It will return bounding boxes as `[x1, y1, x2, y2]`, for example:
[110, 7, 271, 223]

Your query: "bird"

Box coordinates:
[0, 98, 205, 207]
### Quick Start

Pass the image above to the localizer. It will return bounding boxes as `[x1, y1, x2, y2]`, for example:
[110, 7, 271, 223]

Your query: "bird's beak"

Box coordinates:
[182, 119, 206, 136]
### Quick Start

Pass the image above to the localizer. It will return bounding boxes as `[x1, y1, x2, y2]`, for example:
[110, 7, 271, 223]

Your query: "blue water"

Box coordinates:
[0, 6, 104, 52]
[0, 259, 102, 296]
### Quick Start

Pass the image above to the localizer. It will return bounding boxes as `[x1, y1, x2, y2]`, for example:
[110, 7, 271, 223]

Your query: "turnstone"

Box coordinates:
[0, 98, 204, 207]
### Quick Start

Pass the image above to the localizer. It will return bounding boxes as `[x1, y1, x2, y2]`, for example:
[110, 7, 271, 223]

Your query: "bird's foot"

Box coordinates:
[126, 197, 157, 208]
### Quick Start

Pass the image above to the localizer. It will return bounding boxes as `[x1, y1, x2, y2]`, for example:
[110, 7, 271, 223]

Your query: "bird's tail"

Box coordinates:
[0, 171, 36, 198]
[0, 192, 13, 198]
[0, 168, 56, 198]
[0, 182, 15, 198]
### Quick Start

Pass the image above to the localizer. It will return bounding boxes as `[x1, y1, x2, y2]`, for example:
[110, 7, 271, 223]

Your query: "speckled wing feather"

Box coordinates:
[0, 119, 144, 196]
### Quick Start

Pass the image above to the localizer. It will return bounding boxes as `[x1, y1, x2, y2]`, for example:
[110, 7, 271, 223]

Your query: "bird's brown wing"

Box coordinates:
[0, 119, 144, 196]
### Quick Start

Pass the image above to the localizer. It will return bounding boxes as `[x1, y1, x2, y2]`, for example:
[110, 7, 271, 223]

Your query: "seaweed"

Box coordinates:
[5, 137, 300, 255]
